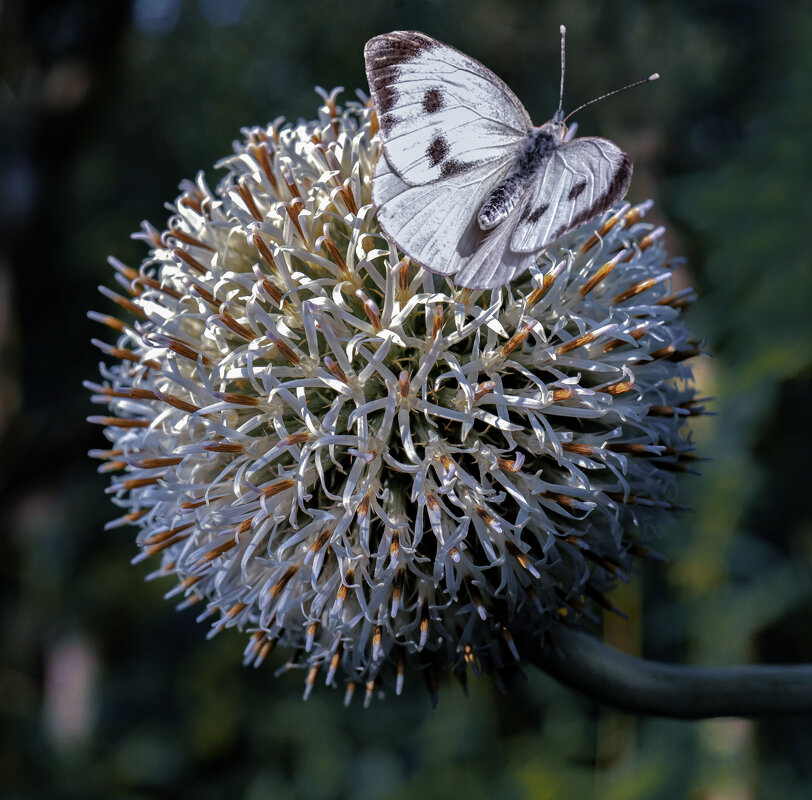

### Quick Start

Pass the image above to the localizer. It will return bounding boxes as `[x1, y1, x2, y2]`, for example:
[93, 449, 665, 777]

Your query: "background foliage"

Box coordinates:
[1, 1, 810, 798]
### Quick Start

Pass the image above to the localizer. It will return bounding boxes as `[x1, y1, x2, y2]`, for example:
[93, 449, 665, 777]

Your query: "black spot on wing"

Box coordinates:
[568, 181, 587, 201]
[440, 158, 468, 178]
[552, 154, 633, 241]
[423, 88, 443, 113]
[522, 203, 549, 224]
[427, 135, 449, 167]
[425, 134, 475, 177]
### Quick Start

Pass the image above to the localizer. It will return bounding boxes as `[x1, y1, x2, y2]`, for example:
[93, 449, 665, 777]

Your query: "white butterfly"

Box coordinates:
[365, 29, 656, 290]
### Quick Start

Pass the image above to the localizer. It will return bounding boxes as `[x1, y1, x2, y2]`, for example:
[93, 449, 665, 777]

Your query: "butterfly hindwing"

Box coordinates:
[374, 149, 517, 277]
[450, 216, 539, 289]
[364, 31, 531, 187]
[510, 137, 632, 254]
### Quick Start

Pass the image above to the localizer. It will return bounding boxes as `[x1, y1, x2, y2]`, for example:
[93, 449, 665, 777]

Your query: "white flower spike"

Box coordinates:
[88, 88, 701, 705]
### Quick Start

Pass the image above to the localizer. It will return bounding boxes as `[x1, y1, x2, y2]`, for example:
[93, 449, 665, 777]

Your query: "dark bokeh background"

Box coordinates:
[1, 1, 810, 798]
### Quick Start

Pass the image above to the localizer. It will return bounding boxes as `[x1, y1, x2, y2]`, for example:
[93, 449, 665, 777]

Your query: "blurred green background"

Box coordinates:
[1, 0, 810, 797]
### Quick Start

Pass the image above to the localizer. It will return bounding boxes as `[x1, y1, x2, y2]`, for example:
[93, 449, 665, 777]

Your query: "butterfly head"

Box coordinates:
[542, 116, 568, 144]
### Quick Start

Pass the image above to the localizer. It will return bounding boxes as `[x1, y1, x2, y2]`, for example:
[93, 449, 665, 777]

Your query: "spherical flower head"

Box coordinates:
[88, 87, 701, 706]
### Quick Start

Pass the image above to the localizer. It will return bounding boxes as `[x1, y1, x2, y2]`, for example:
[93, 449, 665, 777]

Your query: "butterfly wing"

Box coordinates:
[449, 212, 539, 289]
[510, 136, 632, 253]
[453, 136, 632, 288]
[374, 147, 519, 277]
[364, 31, 531, 187]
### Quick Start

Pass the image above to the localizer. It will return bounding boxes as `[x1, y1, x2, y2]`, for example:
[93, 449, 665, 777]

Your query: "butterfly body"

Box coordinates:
[365, 31, 637, 289]
[477, 123, 565, 230]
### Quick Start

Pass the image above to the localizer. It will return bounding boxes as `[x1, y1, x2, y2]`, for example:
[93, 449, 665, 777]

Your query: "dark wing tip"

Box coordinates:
[364, 31, 439, 119]
[547, 147, 634, 242]
[364, 31, 437, 65]
[612, 153, 633, 201]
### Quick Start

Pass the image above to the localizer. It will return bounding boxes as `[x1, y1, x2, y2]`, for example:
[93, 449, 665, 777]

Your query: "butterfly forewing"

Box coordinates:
[510, 137, 632, 254]
[365, 31, 531, 186]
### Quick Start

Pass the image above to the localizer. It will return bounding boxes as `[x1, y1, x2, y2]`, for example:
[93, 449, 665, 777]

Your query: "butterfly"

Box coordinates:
[364, 29, 656, 290]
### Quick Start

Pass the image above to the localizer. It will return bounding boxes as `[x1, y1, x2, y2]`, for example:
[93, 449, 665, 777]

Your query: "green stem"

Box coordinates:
[522, 624, 812, 718]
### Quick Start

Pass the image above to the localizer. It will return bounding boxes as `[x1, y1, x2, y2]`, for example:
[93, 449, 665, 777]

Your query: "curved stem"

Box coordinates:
[522, 625, 812, 718]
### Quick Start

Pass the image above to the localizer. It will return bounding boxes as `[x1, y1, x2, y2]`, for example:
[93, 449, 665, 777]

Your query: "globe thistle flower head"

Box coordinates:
[88, 87, 700, 705]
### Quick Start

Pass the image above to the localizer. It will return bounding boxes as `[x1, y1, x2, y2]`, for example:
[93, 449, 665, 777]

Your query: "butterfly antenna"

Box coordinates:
[563, 72, 660, 123]
[556, 25, 566, 122]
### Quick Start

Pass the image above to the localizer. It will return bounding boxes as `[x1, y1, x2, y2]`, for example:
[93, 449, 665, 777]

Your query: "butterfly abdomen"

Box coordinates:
[477, 128, 560, 231]
[477, 174, 526, 230]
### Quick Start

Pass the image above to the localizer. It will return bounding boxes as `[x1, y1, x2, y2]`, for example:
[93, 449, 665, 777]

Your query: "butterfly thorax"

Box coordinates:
[477, 121, 566, 231]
